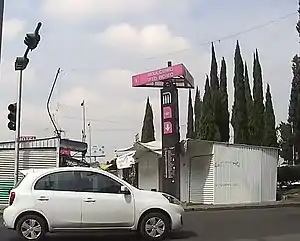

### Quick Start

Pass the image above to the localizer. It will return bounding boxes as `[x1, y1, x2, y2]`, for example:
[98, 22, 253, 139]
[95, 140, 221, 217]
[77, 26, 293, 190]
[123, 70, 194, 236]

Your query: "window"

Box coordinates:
[34, 171, 75, 191]
[76, 171, 122, 194]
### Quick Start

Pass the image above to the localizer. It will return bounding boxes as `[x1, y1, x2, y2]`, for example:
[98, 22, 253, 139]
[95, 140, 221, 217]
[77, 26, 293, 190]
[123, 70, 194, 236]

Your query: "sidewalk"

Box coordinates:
[182, 200, 300, 212]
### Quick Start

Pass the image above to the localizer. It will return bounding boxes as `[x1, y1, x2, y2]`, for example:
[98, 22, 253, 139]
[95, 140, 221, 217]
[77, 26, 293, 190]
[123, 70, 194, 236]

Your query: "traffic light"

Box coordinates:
[7, 103, 17, 131]
[24, 32, 40, 50]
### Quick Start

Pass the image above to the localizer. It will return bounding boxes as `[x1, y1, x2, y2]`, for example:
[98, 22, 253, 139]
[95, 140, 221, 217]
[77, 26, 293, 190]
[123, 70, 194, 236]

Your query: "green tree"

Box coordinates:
[288, 55, 300, 125]
[141, 97, 155, 143]
[288, 55, 300, 163]
[194, 86, 202, 139]
[231, 41, 249, 144]
[264, 84, 277, 147]
[277, 122, 293, 165]
[252, 49, 265, 145]
[244, 62, 253, 143]
[219, 57, 230, 142]
[210, 43, 221, 141]
[186, 89, 195, 138]
[200, 75, 220, 140]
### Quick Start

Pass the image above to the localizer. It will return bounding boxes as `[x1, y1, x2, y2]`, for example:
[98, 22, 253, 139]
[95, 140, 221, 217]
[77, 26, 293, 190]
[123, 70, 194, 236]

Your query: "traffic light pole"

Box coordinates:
[13, 22, 42, 186]
[13, 69, 23, 185]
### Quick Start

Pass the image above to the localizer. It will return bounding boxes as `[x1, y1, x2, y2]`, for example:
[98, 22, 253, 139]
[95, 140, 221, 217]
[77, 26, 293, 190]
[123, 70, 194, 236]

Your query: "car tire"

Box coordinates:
[16, 214, 47, 241]
[139, 212, 170, 241]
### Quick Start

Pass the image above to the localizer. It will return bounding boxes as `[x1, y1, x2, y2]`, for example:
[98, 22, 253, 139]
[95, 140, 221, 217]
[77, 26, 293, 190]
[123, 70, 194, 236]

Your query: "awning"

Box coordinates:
[115, 151, 136, 169]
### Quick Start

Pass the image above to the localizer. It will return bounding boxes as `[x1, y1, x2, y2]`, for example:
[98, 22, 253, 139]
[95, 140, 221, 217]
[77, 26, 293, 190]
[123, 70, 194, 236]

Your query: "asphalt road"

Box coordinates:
[2, 207, 300, 241]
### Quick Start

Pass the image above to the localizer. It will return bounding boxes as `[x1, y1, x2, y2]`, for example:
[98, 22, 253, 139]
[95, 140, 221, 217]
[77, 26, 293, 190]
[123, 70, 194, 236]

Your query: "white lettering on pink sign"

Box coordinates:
[132, 64, 184, 87]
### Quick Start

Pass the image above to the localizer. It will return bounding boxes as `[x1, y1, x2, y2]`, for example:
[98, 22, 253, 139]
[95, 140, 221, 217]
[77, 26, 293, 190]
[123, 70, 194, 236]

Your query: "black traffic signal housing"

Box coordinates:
[24, 22, 42, 51]
[24, 33, 41, 50]
[7, 103, 17, 131]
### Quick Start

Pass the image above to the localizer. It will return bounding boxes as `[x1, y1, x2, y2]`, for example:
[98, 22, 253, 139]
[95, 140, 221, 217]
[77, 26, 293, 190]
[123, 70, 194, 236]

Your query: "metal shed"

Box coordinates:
[0, 137, 88, 205]
[0, 137, 59, 204]
[180, 139, 279, 205]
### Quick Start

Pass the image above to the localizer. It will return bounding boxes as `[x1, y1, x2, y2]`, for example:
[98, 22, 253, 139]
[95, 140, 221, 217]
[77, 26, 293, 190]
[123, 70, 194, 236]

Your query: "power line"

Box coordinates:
[143, 12, 297, 60]
[60, 115, 188, 126]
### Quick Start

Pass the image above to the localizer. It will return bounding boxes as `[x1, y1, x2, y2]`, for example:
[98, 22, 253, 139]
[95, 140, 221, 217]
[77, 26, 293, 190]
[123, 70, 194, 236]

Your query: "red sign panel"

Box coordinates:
[163, 121, 173, 135]
[60, 149, 71, 155]
[163, 106, 172, 119]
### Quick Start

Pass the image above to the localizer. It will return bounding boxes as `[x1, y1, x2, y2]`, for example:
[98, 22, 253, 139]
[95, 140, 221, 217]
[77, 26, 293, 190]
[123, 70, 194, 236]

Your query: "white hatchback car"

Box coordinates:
[2, 167, 184, 241]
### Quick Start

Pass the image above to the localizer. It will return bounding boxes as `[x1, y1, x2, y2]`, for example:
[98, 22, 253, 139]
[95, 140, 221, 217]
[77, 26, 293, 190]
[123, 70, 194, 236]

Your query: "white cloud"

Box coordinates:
[3, 19, 26, 41]
[42, 0, 159, 22]
[95, 23, 190, 56]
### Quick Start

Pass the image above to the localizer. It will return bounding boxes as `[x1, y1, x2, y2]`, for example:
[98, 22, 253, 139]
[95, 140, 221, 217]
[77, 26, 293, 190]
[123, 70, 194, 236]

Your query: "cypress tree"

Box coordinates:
[252, 49, 265, 145]
[141, 97, 155, 143]
[194, 86, 202, 139]
[219, 57, 230, 142]
[210, 43, 221, 141]
[244, 62, 253, 144]
[277, 122, 293, 165]
[264, 84, 277, 147]
[288, 55, 300, 163]
[200, 75, 220, 141]
[186, 89, 195, 139]
[231, 41, 249, 144]
[288, 55, 300, 125]
[294, 92, 300, 164]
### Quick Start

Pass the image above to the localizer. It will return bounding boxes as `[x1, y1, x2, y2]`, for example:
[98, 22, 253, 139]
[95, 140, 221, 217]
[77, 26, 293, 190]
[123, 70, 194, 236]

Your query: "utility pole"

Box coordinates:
[0, 0, 4, 69]
[14, 22, 42, 185]
[81, 100, 86, 143]
[88, 122, 92, 163]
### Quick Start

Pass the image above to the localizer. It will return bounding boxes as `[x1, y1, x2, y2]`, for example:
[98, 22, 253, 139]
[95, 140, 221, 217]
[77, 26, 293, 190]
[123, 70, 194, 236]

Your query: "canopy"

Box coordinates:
[115, 141, 162, 169]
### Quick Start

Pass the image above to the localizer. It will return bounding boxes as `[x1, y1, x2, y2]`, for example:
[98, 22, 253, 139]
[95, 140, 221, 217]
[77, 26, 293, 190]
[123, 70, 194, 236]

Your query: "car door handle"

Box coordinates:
[84, 198, 96, 203]
[37, 196, 49, 201]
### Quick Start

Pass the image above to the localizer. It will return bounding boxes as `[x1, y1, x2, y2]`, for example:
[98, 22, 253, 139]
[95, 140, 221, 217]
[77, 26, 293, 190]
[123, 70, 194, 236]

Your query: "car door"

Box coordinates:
[32, 170, 82, 229]
[76, 171, 135, 228]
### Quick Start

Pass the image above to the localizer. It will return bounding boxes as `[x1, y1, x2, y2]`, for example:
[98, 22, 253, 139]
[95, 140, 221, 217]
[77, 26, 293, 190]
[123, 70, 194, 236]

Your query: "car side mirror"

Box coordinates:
[120, 185, 130, 195]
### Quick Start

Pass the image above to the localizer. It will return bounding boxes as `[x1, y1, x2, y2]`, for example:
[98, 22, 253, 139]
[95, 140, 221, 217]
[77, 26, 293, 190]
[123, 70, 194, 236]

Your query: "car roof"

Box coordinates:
[20, 166, 107, 177]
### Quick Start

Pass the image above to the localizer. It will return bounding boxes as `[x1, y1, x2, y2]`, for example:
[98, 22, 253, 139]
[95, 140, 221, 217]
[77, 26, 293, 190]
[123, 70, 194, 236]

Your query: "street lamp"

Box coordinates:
[13, 22, 42, 186]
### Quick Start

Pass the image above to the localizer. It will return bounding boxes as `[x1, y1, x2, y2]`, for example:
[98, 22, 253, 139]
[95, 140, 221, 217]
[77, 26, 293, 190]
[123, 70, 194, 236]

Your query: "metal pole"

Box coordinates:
[81, 101, 86, 143]
[14, 70, 23, 185]
[0, 0, 4, 67]
[88, 122, 92, 163]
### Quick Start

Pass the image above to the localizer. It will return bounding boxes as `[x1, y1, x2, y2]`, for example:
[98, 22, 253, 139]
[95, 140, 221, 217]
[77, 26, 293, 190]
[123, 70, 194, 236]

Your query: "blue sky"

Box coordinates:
[0, 0, 299, 159]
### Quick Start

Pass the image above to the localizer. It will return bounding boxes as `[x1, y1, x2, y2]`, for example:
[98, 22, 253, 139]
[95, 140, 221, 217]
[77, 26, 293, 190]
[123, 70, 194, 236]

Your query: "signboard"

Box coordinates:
[91, 145, 105, 157]
[164, 147, 176, 178]
[20, 136, 36, 141]
[60, 149, 71, 155]
[132, 63, 194, 88]
[160, 85, 179, 148]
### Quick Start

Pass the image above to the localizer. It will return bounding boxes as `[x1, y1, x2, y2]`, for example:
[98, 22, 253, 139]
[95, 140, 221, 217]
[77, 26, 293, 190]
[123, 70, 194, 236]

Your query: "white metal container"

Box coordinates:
[181, 140, 279, 205]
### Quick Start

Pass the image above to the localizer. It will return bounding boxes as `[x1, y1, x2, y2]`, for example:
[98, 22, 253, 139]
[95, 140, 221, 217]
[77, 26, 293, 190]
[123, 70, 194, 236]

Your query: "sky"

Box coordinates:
[0, 0, 299, 159]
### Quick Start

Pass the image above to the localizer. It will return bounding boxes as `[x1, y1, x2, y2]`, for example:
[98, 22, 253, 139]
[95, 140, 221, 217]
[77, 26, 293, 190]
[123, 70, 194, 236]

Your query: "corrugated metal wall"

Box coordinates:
[0, 138, 58, 205]
[261, 148, 278, 202]
[185, 141, 214, 204]
[214, 143, 278, 205]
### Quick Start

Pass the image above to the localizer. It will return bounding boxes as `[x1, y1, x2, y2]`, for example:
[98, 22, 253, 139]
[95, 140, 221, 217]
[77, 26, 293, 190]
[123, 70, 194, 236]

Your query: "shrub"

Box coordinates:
[277, 165, 300, 184]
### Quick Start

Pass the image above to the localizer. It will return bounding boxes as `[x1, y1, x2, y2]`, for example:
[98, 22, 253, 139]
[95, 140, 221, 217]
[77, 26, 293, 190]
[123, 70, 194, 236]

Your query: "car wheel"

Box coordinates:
[139, 212, 170, 241]
[16, 214, 47, 241]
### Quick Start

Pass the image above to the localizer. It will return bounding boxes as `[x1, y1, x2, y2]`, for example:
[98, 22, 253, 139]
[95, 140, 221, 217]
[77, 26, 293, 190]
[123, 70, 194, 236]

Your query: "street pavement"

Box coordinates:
[2, 207, 300, 241]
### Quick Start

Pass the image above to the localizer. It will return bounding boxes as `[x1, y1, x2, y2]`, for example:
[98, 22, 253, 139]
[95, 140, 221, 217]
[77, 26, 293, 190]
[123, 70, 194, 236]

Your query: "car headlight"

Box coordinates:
[162, 193, 181, 205]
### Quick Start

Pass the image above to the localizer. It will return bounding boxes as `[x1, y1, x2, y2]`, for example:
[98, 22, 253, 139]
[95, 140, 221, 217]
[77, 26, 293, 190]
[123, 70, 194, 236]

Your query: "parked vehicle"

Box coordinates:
[2, 167, 184, 241]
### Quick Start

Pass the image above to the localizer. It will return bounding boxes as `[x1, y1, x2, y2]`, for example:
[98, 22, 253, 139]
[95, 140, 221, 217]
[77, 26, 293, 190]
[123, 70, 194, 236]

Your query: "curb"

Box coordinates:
[1, 203, 300, 214]
[183, 202, 300, 212]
